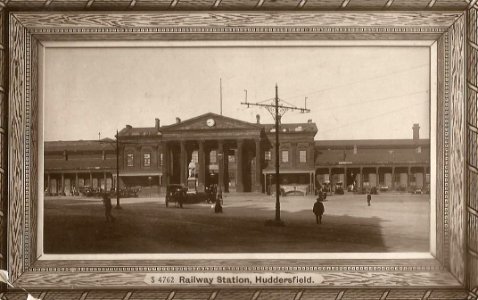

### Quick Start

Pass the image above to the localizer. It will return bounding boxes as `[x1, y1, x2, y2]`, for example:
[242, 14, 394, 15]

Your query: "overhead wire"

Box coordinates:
[280, 63, 429, 102]
[283, 89, 429, 118]
[318, 100, 428, 135]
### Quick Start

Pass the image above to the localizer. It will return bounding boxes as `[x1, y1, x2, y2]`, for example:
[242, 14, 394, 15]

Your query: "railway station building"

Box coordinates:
[44, 113, 429, 196]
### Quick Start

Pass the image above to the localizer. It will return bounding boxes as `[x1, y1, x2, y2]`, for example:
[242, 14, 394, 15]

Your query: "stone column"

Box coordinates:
[218, 140, 225, 192]
[157, 144, 161, 169]
[344, 167, 348, 186]
[103, 172, 107, 191]
[360, 167, 363, 190]
[61, 173, 65, 195]
[89, 172, 93, 187]
[180, 140, 186, 185]
[223, 144, 229, 193]
[47, 173, 50, 195]
[75, 173, 79, 193]
[391, 166, 395, 190]
[264, 174, 267, 194]
[236, 139, 244, 192]
[328, 168, 332, 188]
[162, 142, 169, 186]
[254, 139, 262, 192]
[375, 167, 379, 187]
[311, 171, 315, 195]
[198, 140, 205, 192]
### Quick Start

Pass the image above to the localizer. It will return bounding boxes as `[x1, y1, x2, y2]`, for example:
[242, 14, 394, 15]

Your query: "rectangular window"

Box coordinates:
[143, 153, 151, 167]
[127, 153, 134, 167]
[265, 151, 271, 161]
[210, 150, 217, 163]
[299, 150, 307, 163]
[281, 150, 289, 163]
[228, 154, 235, 163]
[417, 146, 422, 153]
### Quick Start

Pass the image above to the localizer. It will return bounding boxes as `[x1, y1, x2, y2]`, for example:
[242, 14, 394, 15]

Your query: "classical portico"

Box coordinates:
[160, 113, 263, 193]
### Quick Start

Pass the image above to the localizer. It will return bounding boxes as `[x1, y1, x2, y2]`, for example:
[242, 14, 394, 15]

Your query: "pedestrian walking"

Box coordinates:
[215, 190, 223, 213]
[313, 196, 325, 224]
[367, 193, 372, 206]
[102, 192, 115, 223]
[178, 188, 185, 208]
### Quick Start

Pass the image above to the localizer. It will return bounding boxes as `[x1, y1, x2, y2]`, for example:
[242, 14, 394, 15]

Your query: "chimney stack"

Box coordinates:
[256, 114, 260, 124]
[176, 117, 181, 124]
[155, 118, 160, 130]
[412, 123, 420, 140]
[308, 119, 312, 123]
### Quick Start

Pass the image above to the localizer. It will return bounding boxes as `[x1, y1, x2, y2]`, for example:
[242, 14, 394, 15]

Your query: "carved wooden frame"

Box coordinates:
[1, 7, 476, 297]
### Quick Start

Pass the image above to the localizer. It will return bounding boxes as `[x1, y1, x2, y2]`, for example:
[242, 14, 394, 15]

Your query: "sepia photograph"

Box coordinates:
[41, 41, 432, 255]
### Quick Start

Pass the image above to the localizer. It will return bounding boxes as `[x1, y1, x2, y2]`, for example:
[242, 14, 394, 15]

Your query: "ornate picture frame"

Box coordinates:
[0, 1, 477, 299]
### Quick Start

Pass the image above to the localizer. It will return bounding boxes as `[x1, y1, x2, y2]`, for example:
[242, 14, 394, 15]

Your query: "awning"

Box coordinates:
[262, 169, 314, 174]
[113, 172, 162, 177]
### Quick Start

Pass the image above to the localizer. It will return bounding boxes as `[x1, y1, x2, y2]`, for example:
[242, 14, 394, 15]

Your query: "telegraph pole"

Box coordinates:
[115, 129, 121, 209]
[241, 84, 310, 226]
[273, 85, 280, 222]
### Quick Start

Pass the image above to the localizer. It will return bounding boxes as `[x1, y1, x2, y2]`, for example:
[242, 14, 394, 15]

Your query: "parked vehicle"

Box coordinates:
[165, 184, 186, 207]
[413, 188, 423, 194]
[334, 182, 344, 195]
[79, 186, 101, 197]
[117, 187, 140, 198]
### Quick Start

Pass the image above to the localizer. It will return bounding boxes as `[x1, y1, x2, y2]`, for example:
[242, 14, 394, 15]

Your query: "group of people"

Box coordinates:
[206, 185, 223, 213]
[312, 191, 373, 225]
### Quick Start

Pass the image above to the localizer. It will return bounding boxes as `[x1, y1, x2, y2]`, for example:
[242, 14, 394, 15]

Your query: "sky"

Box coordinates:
[44, 44, 430, 141]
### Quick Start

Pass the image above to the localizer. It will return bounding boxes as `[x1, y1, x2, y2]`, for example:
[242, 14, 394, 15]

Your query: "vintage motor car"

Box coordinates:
[165, 184, 186, 207]
[165, 184, 209, 207]
[334, 182, 345, 194]
[117, 187, 140, 198]
[79, 186, 101, 197]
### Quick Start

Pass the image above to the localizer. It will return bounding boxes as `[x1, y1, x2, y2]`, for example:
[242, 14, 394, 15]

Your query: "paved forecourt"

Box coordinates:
[43, 192, 430, 254]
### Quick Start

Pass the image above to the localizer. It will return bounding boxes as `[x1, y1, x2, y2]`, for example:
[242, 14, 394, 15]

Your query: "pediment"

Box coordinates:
[162, 113, 261, 132]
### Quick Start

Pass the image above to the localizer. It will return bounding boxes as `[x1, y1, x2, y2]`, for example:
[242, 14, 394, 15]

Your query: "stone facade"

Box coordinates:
[44, 113, 429, 196]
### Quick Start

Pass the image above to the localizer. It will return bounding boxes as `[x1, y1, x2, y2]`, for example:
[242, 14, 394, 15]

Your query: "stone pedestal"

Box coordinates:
[187, 177, 197, 193]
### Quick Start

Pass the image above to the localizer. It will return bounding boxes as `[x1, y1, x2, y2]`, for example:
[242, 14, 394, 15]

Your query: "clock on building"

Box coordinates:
[206, 118, 215, 127]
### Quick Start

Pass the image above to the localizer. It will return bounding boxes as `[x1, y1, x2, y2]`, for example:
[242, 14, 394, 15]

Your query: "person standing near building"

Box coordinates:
[215, 190, 223, 213]
[178, 188, 185, 208]
[313, 196, 325, 225]
[367, 193, 372, 206]
[102, 192, 115, 223]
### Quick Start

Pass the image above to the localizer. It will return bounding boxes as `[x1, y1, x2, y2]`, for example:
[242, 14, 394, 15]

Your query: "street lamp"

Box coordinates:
[115, 129, 121, 209]
[217, 152, 223, 195]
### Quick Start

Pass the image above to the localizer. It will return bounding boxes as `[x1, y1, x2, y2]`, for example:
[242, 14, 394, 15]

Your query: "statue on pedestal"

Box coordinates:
[188, 160, 196, 178]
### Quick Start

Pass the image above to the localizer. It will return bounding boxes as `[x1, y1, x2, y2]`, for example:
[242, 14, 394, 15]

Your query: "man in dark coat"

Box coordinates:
[102, 192, 115, 223]
[214, 190, 223, 213]
[313, 196, 325, 225]
[178, 188, 185, 208]
[367, 193, 372, 206]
